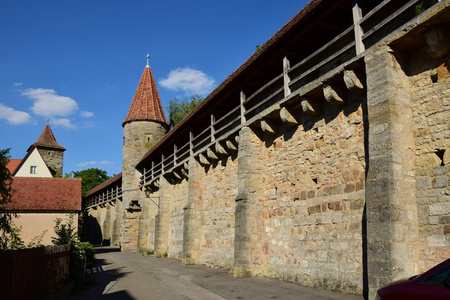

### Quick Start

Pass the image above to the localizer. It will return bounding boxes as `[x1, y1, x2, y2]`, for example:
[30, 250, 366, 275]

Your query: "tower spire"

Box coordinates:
[32, 124, 66, 151]
[122, 59, 168, 127]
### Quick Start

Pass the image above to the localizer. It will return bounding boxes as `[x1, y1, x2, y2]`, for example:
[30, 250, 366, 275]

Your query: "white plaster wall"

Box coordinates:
[15, 148, 53, 177]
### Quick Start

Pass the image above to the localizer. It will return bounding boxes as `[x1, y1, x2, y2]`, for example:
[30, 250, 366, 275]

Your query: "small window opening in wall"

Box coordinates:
[435, 149, 445, 166]
[30, 166, 37, 174]
[431, 73, 438, 83]
[144, 133, 153, 147]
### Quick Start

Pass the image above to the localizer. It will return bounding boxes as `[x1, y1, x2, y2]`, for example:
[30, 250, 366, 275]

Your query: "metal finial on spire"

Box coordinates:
[146, 53, 150, 67]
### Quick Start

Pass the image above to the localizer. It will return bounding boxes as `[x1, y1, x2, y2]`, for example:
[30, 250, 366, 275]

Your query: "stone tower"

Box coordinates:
[120, 56, 169, 250]
[28, 123, 66, 177]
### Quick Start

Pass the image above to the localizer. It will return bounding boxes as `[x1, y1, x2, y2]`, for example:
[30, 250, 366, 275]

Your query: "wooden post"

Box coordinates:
[240, 90, 246, 124]
[174, 144, 177, 165]
[283, 55, 291, 97]
[151, 161, 154, 181]
[352, 0, 365, 55]
[189, 131, 194, 156]
[211, 113, 215, 142]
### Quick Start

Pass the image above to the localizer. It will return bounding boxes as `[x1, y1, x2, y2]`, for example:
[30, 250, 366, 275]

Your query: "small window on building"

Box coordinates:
[145, 133, 153, 148]
[30, 166, 37, 174]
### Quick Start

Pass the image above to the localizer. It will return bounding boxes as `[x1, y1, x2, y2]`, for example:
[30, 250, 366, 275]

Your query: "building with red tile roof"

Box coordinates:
[5, 124, 81, 245]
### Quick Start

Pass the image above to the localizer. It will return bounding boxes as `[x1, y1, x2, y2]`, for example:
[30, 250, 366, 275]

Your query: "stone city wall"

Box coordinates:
[251, 99, 366, 293]
[84, 4, 450, 299]
[197, 156, 238, 269]
[407, 33, 450, 271]
[168, 180, 189, 259]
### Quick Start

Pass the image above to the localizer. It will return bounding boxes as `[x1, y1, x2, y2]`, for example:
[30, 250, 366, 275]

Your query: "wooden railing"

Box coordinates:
[84, 185, 122, 209]
[0, 244, 71, 300]
[139, 0, 441, 189]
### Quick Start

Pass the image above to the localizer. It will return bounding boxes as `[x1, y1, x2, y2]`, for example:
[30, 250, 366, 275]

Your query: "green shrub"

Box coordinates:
[79, 242, 96, 268]
[6, 225, 46, 250]
[53, 213, 95, 280]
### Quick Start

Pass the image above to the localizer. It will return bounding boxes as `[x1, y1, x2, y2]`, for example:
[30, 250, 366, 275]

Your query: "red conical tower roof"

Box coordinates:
[122, 62, 168, 127]
[29, 124, 66, 151]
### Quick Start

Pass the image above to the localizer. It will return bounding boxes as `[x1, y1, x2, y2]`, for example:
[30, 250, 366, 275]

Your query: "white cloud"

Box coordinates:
[51, 117, 76, 129]
[77, 160, 114, 167]
[22, 88, 78, 118]
[0, 103, 32, 125]
[80, 111, 94, 118]
[77, 161, 97, 167]
[13, 82, 23, 87]
[80, 121, 97, 129]
[159, 67, 216, 95]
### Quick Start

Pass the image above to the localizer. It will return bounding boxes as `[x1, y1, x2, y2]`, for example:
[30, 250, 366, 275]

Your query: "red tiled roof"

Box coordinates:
[84, 172, 122, 198]
[122, 66, 168, 127]
[7, 177, 81, 211]
[29, 124, 66, 151]
[6, 159, 21, 174]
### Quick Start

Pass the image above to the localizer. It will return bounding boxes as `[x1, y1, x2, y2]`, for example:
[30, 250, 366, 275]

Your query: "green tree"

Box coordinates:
[0, 148, 15, 250]
[67, 168, 111, 196]
[166, 95, 204, 128]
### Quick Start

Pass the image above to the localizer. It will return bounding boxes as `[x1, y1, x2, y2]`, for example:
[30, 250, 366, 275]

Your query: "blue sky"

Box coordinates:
[0, 0, 309, 176]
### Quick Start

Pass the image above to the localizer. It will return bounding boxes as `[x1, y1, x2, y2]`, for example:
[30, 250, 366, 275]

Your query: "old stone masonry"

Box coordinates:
[83, 1, 450, 299]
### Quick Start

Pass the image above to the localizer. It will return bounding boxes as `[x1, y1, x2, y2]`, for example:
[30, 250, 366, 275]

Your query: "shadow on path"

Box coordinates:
[67, 247, 365, 300]
[66, 247, 133, 300]
[94, 246, 122, 254]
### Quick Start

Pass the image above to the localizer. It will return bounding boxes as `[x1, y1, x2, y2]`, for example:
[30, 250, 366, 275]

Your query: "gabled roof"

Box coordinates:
[28, 124, 66, 152]
[6, 159, 21, 174]
[12, 144, 54, 177]
[7, 177, 81, 211]
[84, 172, 122, 198]
[122, 65, 168, 127]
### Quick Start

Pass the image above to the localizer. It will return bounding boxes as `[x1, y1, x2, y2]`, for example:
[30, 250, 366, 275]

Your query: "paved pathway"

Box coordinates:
[66, 247, 364, 300]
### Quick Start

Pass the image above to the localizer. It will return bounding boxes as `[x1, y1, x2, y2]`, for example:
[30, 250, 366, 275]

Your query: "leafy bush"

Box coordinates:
[6, 225, 46, 250]
[52, 215, 78, 245]
[79, 241, 96, 268]
[53, 213, 96, 279]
